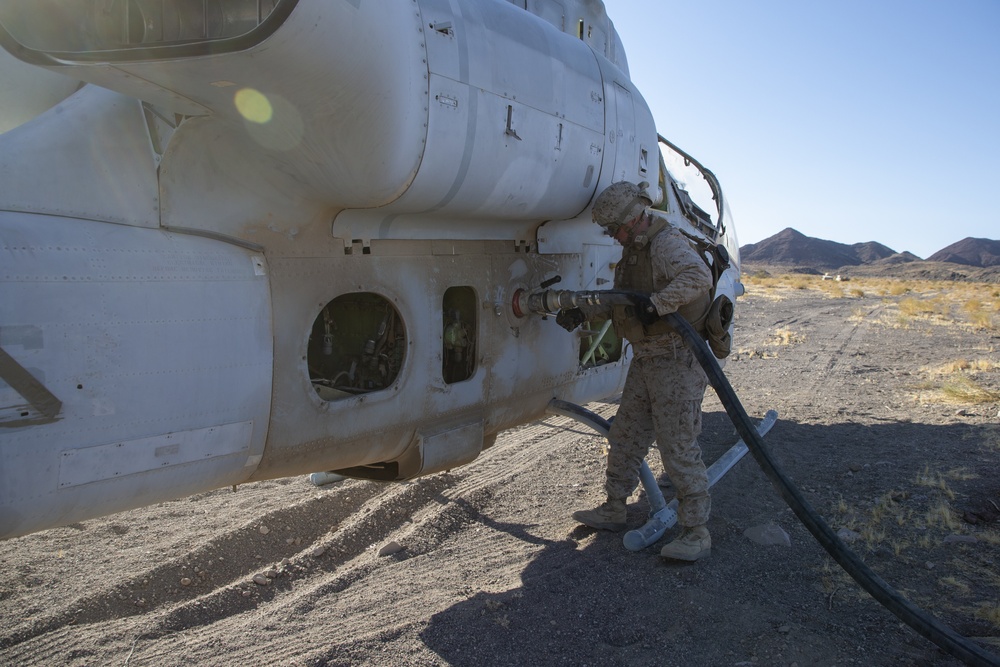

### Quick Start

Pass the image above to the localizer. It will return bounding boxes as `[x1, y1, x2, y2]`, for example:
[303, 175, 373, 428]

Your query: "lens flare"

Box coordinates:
[234, 88, 272, 124]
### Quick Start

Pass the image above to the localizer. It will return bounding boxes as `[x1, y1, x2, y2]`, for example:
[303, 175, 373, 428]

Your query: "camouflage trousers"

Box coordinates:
[605, 347, 710, 527]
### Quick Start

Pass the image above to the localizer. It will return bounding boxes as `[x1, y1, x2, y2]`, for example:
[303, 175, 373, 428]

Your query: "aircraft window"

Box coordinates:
[0, 0, 290, 57]
[308, 293, 406, 402]
[442, 287, 477, 384]
[657, 134, 725, 238]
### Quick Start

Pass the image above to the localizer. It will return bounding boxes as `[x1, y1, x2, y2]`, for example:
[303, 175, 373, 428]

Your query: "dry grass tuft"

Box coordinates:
[983, 425, 1000, 452]
[848, 306, 868, 323]
[917, 466, 957, 498]
[914, 355, 1000, 405]
[979, 531, 1000, 546]
[939, 576, 972, 595]
[789, 276, 811, 290]
[771, 328, 804, 346]
[940, 376, 1000, 404]
[964, 298, 984, 314]
[922, 359, 1000, 375]
[822, 283, 845, 298]
[976, 604, 1000, 631]
[925, 499, 963, 531]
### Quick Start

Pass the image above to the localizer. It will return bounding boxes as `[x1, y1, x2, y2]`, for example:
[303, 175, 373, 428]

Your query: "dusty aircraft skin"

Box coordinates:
[0, 0, 741, 540]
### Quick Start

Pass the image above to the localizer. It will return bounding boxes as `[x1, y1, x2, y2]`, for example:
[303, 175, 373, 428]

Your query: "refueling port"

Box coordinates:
[512, 288, 527, 318]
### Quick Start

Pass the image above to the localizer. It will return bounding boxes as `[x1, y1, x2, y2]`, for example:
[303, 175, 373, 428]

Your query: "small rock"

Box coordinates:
[743, 524, 791, 547]
[311, 546, 327, 558]
[924, 562, 935, 570]
[836, 528, 862, 544]
[264, 569, 279, 579]
[848, 463, 863, 473]
[180, 577, 192, 587]
[943, 534, 978, 544]
[777, 625, 791, 634]
[242, 589, 252, 597]
[378, 541, 405, 557]
[955, 409, 968, 416]
[259, 525, 270, 535]
[286, 538, 295, 545]
[252, 574, 270, 586]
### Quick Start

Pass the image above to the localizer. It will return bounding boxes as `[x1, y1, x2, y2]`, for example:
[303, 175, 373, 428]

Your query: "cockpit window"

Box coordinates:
[0, 0, 297, 62]
[656, 134, 726, 240]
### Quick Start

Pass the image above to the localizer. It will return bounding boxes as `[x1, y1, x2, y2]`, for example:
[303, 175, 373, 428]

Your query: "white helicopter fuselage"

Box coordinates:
[0, 0, 740, 539]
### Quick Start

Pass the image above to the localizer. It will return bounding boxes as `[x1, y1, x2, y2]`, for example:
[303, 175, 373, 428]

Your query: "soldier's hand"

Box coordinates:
[630, 294, 660, 325]
[556, 308, 586, 332]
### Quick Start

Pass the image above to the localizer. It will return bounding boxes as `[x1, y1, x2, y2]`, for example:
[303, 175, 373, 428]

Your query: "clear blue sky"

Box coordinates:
[611, 0, 999, 259]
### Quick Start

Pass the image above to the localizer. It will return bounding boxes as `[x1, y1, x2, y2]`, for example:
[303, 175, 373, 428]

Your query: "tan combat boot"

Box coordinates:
[572, 500, 627, 531]
[660, 525, 711, 561]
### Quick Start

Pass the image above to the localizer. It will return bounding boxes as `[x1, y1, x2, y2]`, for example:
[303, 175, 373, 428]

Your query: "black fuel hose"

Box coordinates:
[660, 310, 1000, 667]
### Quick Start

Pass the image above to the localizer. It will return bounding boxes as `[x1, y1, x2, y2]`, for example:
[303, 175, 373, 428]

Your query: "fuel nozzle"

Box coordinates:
[512, 287, 634, 318]
[512, 288, 573, 317]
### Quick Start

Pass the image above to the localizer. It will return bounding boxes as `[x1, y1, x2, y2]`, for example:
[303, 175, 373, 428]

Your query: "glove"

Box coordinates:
[556, 308, 586, 332]
[630, 294, 660, 326]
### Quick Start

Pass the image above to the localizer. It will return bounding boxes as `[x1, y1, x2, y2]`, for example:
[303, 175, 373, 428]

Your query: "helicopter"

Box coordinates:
[0, 0, 740, 540]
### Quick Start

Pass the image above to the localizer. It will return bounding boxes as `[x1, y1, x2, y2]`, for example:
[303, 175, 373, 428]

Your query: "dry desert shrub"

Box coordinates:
[829, 469, 975, 552]
[960, 297, 1000, 331]
[742, 274, 999, 331]
[898, 296, 948, 318]
[771, 328, 804, 346]
[913, 358, 1000, 405]
[822, 461, 998, 627]
[983, 425, 1000, 452]
[976, 604, 1000, 631]
[970, 310, 997, 331]
[964, 297, 984, 313]
[789, 276, 811, 290]
[735, 348, 778, 359]
[922, 359, 1000, 375]
[939, 376, 1000, 404]
[821, 282, 845, 298]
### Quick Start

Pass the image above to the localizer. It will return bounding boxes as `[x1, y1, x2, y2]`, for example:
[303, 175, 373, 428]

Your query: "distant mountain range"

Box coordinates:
[926, 236, 1000, 267]
[739, 228, 1000, 281]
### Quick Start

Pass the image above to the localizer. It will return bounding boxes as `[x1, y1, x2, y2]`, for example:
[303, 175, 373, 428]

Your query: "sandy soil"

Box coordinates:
[2, 281, 999, 667]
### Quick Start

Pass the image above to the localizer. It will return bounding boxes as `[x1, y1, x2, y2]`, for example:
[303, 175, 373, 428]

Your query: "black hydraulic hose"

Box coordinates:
[660, 310, 1000, 667]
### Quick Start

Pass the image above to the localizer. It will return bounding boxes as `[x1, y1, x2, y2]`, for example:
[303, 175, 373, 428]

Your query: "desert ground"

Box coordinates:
[2, 272, 999, 667]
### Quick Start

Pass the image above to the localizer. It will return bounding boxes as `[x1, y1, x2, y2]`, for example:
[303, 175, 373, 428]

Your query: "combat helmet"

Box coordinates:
[592, 181, 651, 233]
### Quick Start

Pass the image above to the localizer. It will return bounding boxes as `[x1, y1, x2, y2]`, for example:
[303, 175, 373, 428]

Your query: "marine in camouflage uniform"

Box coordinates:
[566, 181, 714, 561]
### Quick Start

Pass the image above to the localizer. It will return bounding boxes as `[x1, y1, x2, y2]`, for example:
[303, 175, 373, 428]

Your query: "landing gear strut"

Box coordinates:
[547, 400, 776, 551]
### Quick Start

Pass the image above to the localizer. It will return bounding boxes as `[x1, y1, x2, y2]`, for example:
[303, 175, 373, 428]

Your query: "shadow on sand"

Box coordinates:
[416, 412, 996, 667]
